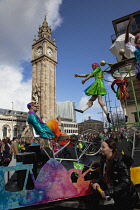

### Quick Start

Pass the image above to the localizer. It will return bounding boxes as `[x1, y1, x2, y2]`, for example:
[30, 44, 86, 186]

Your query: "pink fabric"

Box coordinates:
[91, 63, 99, 68]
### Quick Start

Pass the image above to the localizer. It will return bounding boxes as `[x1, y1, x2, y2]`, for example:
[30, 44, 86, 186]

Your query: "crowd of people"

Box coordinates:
[0, 130, 139, 209]
[0, 129, 137, 165]
[0, 100, 138, 209]
[78, 130, 131, 152]
[0, 136, 51, 166]
[80, 130, 135, 143]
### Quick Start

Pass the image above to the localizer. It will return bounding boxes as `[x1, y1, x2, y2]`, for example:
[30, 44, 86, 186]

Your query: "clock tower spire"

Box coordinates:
[38, 15, 52, 40]
[31, 16, 57, 122]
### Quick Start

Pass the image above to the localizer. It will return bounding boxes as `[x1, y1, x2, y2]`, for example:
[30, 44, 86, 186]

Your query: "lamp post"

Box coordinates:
[11, 102, 13, 140]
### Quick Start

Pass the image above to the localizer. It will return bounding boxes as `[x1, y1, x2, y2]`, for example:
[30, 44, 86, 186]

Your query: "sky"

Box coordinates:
[0, 0, 139, 123]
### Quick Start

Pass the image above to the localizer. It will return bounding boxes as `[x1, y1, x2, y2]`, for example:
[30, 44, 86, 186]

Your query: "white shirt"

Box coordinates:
[125, 42, 136, 53]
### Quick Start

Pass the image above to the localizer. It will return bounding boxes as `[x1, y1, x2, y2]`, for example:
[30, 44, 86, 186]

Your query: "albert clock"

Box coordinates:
[31, 16, 57, 122]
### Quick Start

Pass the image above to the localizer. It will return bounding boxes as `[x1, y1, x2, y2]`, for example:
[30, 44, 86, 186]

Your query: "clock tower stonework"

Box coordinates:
[31, 16, 57, 122]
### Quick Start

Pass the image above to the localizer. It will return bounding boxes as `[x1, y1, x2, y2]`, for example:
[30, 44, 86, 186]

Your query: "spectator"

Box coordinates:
[20, 137, 26, 153]
[31, 137, 40, 146]
[0, 139, 11, 166]
[92, 139, 139, 210]
[10, 137, 21, 158]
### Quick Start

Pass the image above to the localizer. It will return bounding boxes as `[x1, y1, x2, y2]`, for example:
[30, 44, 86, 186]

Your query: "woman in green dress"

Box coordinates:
[74, 63, 111, 123]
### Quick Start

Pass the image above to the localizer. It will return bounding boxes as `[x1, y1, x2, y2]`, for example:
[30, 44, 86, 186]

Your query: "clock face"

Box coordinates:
[37, 47, 43, 56]
[47, 48, 53, 57]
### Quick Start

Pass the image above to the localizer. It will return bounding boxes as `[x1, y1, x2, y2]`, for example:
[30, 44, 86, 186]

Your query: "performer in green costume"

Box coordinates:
[74, 63, 111, 123]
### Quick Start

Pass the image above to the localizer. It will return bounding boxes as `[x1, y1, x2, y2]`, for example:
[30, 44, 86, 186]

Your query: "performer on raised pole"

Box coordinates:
[125, 16, 140, 81]
[111, 73, 129, 122]
[74, 63, 111, 123]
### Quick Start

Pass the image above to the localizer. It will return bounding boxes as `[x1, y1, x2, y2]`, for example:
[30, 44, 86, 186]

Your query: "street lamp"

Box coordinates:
[11, 102, 13, 140]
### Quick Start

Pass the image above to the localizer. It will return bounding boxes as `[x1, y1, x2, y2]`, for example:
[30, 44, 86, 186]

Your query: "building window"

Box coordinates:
[14, 127, 18, 137]
[3, 127, 7, 138]
[22, 126, 26, 131]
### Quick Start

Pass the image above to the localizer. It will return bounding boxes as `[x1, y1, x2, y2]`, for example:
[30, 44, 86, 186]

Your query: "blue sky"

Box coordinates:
[0, 0, 139, 123]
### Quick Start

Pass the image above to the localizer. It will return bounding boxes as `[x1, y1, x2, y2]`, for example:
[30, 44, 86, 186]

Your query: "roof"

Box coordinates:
[78, 119, 103, 124]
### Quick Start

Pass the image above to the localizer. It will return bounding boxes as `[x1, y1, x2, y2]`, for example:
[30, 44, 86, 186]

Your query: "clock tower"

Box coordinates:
[31, 16, 57, 122]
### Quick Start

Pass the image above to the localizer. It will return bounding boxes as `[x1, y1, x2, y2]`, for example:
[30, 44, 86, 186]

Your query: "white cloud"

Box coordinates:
[79, 95, 101, 110]
[0, 0, 63, 65]
[75, 95, 103, 122]
[45, 0, 63, 30]
[106, 75, 114, 86]
[116, 105, 123, 114]
[79, 96, 88, 109]
[0, 0, 63, 111]
[0, 65, 31, 111]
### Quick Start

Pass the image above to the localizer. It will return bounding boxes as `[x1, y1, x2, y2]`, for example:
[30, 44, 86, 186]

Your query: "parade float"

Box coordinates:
[1, 31, 140, 209]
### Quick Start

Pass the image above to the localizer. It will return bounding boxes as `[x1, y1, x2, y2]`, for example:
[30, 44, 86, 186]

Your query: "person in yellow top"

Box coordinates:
[74, 63, 111, 123]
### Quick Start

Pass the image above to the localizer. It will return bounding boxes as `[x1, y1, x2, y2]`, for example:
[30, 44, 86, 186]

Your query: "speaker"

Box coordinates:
[16, 152, 37, 190]
[132, 150, 140, 167]
[29, 145, 40, 164]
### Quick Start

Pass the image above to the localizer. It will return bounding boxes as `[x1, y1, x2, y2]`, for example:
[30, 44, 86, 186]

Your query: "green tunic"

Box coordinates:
[84, 67, 107, 96]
